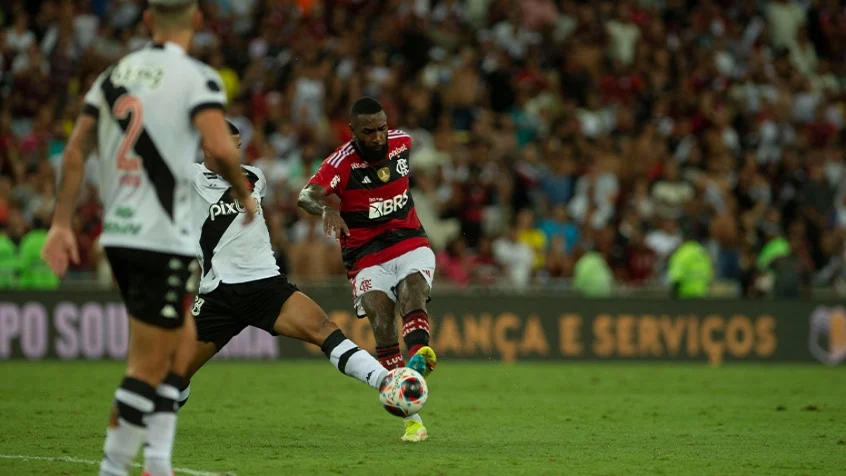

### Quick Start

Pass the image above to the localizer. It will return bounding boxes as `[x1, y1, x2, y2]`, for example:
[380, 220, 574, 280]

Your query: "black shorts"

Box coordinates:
[105, 246, 194, 329]
[191, 275, 299, 350]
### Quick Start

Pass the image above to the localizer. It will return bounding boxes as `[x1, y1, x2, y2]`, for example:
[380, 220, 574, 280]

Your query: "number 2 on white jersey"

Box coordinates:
[113, 95, 143, 171]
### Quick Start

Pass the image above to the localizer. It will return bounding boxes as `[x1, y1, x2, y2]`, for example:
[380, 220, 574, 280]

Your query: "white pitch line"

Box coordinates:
[0, 454, 236, 476]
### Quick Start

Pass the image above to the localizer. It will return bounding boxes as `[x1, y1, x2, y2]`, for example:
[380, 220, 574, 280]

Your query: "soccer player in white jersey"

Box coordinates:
[40, 2, 255, 475]
[177, 121, 392, 414]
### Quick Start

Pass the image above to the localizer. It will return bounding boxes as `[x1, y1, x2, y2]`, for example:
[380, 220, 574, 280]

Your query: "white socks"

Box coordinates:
[99, 378, 156, 476]
[143, 373, 182, 476]
[322, 330, 389, 389]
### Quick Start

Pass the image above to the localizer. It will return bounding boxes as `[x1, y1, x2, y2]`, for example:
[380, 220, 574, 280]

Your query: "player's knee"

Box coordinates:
[397, 275, 430, 314]
[306, 315, 338, 345]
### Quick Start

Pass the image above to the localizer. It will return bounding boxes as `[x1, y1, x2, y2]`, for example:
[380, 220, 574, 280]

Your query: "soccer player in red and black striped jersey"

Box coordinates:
[298, 97, 436, 442]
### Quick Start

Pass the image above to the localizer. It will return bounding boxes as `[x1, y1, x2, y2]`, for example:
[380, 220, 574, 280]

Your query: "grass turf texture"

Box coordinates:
[0, 362, 844, 475]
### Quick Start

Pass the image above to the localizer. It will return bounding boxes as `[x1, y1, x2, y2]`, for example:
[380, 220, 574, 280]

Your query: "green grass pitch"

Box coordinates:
[0, 361, 844, 475]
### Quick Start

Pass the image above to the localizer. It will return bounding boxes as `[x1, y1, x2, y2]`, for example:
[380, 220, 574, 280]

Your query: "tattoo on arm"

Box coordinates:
[297, 184, 331, 216]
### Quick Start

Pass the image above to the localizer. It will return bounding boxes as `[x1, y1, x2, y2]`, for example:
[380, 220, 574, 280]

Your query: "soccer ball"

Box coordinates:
[379, 368, 428, 417]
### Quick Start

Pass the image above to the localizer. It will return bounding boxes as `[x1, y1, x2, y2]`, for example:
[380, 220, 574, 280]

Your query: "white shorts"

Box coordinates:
[350, 247, 436, 318]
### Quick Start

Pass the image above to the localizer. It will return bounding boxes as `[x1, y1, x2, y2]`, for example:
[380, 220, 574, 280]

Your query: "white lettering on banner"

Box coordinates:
[55, 303, 129, 360]
[108, 305, 129, 357]
[21, 305, 47, 359]
[81, 304, 104, 359]
[0, 304, 21, 358]
[0, 303, 48, 359]
[55, 302, 78, 359]
[0, 300, 279, 360]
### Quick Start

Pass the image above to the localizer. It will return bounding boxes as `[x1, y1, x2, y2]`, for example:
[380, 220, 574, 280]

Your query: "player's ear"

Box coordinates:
[143, 9, 153, 32]
[193, 6, 204, 31]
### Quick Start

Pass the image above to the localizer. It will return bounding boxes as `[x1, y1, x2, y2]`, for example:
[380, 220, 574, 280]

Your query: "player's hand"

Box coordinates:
[40, 225, 79, 277]
[322, 209, 350, 240]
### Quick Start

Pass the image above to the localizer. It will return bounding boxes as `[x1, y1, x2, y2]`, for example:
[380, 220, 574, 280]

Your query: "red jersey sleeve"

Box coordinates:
[388, 129, 413, 155]
[307, 144, 353, 197]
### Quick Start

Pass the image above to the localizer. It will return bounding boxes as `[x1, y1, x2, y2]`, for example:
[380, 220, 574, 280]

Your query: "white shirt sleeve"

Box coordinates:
[186, 64, 228, 121]
[82, 70, 109, 118]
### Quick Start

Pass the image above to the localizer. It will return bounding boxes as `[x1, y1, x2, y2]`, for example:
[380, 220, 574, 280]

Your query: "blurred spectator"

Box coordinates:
[668, 235, 713, 299]
[573, 248, 614, 297]
[651, 161, 694, 220]
[0, 0, 845, 298]
[493, 227, 533, 292]
[514, 208, 546, 271]
[436, 237, 473, 289]
[17, 227, 58, 289]
[0, 225, 17, 288]
[539, 204, 579, 255]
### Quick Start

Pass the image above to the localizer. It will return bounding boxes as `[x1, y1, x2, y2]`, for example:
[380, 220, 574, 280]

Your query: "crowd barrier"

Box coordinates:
[2, 291, 845, 366]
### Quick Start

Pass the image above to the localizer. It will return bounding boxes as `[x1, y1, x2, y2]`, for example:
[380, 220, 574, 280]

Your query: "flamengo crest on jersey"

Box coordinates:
[191, 163, 279, 294]
[306, 130, 429, 275]
[82, 42, 228, 256]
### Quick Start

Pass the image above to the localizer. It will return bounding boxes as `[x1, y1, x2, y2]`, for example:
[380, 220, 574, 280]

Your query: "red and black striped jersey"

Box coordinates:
[307, 130, 430, 277]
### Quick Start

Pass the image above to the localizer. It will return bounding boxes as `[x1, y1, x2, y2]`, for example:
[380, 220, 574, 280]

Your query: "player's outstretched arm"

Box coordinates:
[194, 108, 256, 223]
[298, 184, 349, 238]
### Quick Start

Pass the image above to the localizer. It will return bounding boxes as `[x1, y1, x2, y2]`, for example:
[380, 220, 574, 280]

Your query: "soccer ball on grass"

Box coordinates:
[379, 368, 428, 417]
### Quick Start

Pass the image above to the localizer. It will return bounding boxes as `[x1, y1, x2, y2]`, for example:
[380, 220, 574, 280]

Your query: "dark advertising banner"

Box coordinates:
[2, 291, 845, 365]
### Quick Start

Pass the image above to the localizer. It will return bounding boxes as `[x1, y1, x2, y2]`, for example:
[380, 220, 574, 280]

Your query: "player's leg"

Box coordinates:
[101, 318, 180, 476]
[134, 254, 194, 476]
[100, 247, 190, 476]
[270, 290, 389, 389]
[395, 248, 437, 377]
[361, 290, 404, 369]
[359, 289, 428, 442]
[141, 311, 196, 475]
[174, 290, 245, 412]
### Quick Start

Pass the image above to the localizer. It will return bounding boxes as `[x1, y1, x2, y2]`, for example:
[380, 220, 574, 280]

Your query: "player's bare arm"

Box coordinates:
[194, 108, 256, 223]
[298, 184, 350, 238]
[54, 114, 97, 227]
[41, 114, 97, 275]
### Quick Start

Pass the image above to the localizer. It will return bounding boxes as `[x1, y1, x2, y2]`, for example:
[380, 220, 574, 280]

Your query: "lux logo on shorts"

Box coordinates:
[369, 191, 409, 219]
[191, 297, 205, 317]
[209, 197, 261, 221]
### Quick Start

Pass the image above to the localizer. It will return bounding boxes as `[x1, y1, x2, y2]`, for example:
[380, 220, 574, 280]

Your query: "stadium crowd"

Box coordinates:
[2, 0, 846, 297]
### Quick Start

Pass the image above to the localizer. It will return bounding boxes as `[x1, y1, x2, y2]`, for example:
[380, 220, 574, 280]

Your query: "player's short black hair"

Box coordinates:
[350, 97, 384, 119]
[226, 120, 239, 135]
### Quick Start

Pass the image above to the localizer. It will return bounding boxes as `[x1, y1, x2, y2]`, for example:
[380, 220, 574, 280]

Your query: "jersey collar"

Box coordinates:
[149, 41, 187, 55]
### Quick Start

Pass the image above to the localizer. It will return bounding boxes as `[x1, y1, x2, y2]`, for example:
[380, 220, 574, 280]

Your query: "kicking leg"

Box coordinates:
[175, 339, 218, 410]
[273, 291, 388, 389]
[396, 272, 436, 377]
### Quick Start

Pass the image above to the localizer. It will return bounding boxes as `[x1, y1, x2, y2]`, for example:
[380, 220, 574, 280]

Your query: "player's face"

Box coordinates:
[351, 111, 388, 163]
